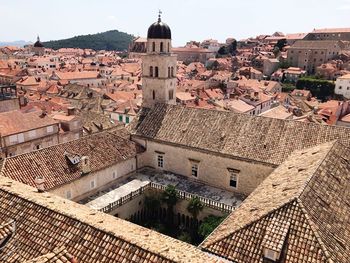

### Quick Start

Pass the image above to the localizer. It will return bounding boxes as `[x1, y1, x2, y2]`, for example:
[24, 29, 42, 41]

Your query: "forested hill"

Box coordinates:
[43, 30, 134, 51]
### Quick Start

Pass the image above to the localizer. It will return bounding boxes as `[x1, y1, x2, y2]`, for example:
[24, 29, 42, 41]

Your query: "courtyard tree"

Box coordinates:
[187, 196, 204, 242]
[161, 185, 179, 226]
[144, 193, 161, 221]
[198, 215, 227, 238]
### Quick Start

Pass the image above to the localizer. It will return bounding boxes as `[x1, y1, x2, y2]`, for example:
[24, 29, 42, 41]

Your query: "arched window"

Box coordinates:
[152, 90, 155, 100]
[168, 67, 171, 78]
[152, 42, 155, 52]
[171, 67, 174, 77]
[168, 42, 170, 53]
[149, 66, 153, 77]
[160, 42, 164, 52]
[155, 67, 159, 77]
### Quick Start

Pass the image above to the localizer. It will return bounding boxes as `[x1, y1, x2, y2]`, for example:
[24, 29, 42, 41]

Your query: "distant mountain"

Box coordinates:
[43, 30, 134, 51]
[0, 40, 32, 47]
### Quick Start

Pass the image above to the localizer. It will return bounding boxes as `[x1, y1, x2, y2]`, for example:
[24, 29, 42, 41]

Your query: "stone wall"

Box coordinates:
[134, 138, 275, 196]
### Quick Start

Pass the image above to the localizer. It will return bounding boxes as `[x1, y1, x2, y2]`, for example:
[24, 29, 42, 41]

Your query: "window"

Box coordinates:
[66, 190, 72, 200]
[155, 67, 159, 77]
[169, 89, 174, 100]
[228, 168, 240, 188]
[152, 90, 156, 100]
[90, 180, 95, 189]
[160, 42, 164, 52]
[339, 86, 342, 90]
[191, 163, 198, 177]
[171, 67, 174, 77]
[168, 42, 170, 52]
[46, 125, 54, 133]
[168, 67, 171, 78]
[17, 133, 24, 143]
[152, 42, 155, 52]
[35, 144, 41, 150]
[119, 115, 123, 122]
[157, 155, 164, 168]
[149, 66, 153, 77]
[112, 171, 117, 179]
[125, 116, 130, 124]
[28, 130, 36, 138]
[9, 135, 17, 143]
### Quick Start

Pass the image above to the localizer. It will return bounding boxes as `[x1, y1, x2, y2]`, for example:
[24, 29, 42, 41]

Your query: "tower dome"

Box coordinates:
[34, 36, 44, 48]
[147, 13, 171, 39]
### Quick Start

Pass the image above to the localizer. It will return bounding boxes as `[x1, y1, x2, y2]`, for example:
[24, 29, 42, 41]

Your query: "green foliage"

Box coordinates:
[282, 83, 296, 93]
[187, 196, 204, 219]
[198, 215, 226, 238]
[178, 231, 192, 243]
[217, 41, 237, 57]
[161, 185, 179, 208]
[43, 30, 133, 51]
[275, 38, 287, 51]
[279, 60, 291, 69]
[296, 77, 335, 101]
[145, 193, 161, 219]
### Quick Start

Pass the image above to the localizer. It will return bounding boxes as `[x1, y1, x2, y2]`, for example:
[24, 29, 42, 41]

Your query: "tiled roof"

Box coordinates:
[0, 220, 15, 241]
[0, 110, 59, 137]
[1, 131, 140, 190]
[201, 141, 350, 263]
[290, 40, 347, 49]
[0, 177, 217, 262]
[23, 247, 76, 263]
[130, 104, 350, 166]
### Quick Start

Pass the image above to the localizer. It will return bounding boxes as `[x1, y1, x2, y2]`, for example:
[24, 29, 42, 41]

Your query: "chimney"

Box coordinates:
[34, 176, 45, 192]
[67, 106, 75, 116]
[81, 156, 91, 174]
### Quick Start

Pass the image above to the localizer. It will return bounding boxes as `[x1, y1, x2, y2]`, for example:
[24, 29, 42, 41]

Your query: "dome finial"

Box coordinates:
[158, 9, 162, 22]
[37, 35, 40, 42]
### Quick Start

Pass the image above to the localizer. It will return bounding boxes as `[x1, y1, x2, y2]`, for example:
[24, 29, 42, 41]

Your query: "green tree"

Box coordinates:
[161, 185, 179, 226]
[187, 196, 204, 221]
[198, 215, 226, 238]
[144, 193, 161, 221]
[296, 77, 335, 101]
[275, 38, 287, 51]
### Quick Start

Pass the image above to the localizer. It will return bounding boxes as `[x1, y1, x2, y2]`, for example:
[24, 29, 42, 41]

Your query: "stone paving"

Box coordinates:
[82, 167, 246, 210]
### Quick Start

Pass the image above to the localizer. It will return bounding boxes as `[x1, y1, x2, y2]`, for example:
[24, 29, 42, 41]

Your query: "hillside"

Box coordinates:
[43, 30, 134, 51]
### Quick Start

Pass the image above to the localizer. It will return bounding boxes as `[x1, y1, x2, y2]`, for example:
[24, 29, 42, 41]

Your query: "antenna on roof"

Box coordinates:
[158, 9, 162, 22]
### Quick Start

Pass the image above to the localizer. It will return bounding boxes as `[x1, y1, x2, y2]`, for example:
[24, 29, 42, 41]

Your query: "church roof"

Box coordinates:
[147, 15, 171, 40]
[129, 104, 350, 166]
[201, 141, 350, 263]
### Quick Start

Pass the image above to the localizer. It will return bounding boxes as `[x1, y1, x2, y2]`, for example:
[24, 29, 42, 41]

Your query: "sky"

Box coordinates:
[0, 0, 349, 46]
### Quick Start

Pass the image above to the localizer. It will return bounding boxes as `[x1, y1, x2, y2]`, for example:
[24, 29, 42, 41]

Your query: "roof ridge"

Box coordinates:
[295, 199, 333, 263]
[202, 198, 298, 248]
[296, 140, 338, 199]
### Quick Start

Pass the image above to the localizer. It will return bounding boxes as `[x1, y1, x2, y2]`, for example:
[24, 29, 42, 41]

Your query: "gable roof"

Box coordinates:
[130, 104, 350, 166]
[0, 176, 217, 262]
[1, 132, 141, 190]
[23, 247, 76, 263]
[0, 110, 59, 137]
[201, 141, 350, 263]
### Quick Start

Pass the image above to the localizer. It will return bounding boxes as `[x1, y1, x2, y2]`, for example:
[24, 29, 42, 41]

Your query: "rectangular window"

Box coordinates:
[112, 171, 117, 179]
[169, 89, 174, 100]
[119, 115, 123, 122]
[125, 116, 130, 124]
[90, 180, 95, 189]
[191, 163, 198, 177]
[228, 168, 240, 188]
[28, 130, 36, 138]
[17, 133, 24, 143]
[9, 135, 17, 143]
[46, 125, 54, 133]
[66, 190, 72, 200]
[157, 155, 164, 168]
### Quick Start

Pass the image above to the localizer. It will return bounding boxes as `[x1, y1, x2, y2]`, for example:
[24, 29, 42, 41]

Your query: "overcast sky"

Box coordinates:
[1, 0, 349, 46]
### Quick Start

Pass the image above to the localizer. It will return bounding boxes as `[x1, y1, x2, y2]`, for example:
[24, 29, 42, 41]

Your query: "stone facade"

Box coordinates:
[142, 37, 177, 108]
[50, 158, 136, 201]
[335, 74, 350, 99]
[134, 138, 274, 196]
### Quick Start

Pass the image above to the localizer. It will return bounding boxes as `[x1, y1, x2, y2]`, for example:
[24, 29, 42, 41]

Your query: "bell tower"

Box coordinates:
[142, 12, 177, 108]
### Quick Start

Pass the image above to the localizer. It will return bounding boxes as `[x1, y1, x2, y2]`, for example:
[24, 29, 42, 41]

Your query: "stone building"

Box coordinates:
[0, 109, 59, 159]
[287, 40, 349, 73]
[335, 73, 350, 99]
[304, 28, 350, 41]
[141, 13, 177, 108]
